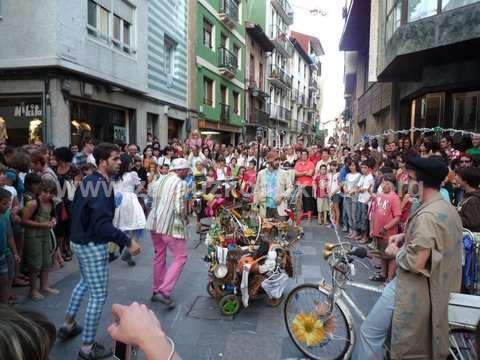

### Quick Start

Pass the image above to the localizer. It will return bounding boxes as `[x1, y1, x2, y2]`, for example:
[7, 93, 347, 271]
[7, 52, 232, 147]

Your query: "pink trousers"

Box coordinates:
[151, 232, 188, 297]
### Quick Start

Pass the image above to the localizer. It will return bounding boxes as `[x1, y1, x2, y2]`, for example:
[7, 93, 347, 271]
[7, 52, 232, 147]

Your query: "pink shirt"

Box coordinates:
[371, 192, 402, 240]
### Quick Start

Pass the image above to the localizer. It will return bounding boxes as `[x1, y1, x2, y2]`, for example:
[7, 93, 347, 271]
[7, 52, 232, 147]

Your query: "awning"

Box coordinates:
[198, 119, 242, 134]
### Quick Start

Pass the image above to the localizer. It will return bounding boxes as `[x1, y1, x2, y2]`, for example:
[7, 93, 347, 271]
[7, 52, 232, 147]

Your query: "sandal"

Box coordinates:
[13, 278, 30, 287]
[369, 274, 386, 282]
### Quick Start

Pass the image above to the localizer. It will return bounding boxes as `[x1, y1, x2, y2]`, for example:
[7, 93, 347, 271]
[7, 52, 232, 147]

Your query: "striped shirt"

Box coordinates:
[146, 172, 187, 239]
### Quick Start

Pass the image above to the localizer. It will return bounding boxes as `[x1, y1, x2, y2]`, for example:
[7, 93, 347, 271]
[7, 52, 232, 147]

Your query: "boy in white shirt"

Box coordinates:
[357, 158, 376, 243]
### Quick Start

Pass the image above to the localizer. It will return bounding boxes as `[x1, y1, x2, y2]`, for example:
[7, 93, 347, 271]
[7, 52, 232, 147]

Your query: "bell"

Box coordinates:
[324, 243, 337, 251]
[323, 249, 332, 260]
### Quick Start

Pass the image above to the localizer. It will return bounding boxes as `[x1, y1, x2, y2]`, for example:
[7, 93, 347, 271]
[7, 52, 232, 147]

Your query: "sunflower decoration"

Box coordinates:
[291, 302, 337, 347]
[291, 312, 325, 347]
[243, 227, 256, 238]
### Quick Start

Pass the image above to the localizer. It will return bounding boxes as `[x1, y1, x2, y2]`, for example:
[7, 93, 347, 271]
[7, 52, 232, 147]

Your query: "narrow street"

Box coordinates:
[15, 222, 380, 360]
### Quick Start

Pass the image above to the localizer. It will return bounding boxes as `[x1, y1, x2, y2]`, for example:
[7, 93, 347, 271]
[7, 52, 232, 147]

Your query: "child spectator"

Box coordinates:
[22, 179, 58, 300]
[313, 164, 329, 225]
[80, 163, 96, 178]
[357, 158, 376, 243]
[193, 161, 207, 183]
[369, 173, 401, 284]
[328, 161, 341, 227]
[0, 188, 19, 304]
[243, 159, 257, 192]
[344, 159, 361, 239]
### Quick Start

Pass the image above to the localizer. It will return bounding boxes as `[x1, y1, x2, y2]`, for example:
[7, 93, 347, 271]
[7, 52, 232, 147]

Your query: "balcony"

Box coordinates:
[220, 103, 230, 123]
[248, 79, 268, 98]
[269, 25, 294, 58]
[218, 47, 238, 79]
[268, 64, 292, 89]
[290, 119, 298, 132]
[219, 0, 239, 29]
[271, 0, 294, 25]
[268, 102, 291, 124]
[309, 77, 318, 91]
[249, 107, 270, 127]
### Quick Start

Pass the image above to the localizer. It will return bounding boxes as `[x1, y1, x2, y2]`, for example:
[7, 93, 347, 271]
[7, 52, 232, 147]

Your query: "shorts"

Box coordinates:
[376, 237, 395, 260]
[24, 236, 53, 272]
[316, 198, 330, 212]
[0, 254, 8, 276]
[331, 194, 341, 204]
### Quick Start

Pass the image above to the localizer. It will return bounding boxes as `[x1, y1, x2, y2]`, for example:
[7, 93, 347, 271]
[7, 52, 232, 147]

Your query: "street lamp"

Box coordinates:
[256, 127, 263, 172]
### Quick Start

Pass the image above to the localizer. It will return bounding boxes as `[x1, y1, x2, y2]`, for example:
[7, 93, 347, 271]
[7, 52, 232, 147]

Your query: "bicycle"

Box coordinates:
[283, 241, 479, 359]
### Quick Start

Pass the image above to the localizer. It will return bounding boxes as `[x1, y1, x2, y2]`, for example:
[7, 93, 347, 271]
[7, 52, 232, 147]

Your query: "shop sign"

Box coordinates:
[14, 103, 42, 118]
[113, 126, 127, 143]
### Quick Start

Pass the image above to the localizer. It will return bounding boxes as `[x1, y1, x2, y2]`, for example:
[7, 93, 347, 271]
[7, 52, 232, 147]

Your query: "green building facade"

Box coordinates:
[196, 0, 246, 144]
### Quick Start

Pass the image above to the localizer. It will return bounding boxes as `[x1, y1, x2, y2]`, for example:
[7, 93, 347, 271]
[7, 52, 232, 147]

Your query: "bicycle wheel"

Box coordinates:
[284, 284, 353, 360]
[449, 328, 477, 360]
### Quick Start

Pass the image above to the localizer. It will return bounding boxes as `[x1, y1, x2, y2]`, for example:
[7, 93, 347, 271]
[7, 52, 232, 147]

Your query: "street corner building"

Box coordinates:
[340, 0, 480, 144]
[0, 0, 189, 148]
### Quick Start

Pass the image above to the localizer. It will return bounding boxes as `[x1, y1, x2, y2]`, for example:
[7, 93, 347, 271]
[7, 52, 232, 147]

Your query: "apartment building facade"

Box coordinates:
[195, 0, 246, 145]
[290, 31, 324, 145]
[0, 0, 189, 148]
[342, 0, 480, 144]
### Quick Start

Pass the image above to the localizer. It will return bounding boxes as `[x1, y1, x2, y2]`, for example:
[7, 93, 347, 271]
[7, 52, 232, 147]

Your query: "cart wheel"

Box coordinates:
[207, 281, 216, 298]
[219, 294, 241, 316]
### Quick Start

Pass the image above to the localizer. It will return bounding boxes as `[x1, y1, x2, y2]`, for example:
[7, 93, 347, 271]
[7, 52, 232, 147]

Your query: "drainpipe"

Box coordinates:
[44, 77, 51, 144]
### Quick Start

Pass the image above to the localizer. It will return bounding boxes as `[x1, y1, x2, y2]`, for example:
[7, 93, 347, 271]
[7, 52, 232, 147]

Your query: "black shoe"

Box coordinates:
[121, 249, 136, 267]
[57, 322, 83, 341]
[151, 293, 175, 309]
[78, 342, 112, 360]
[108, 253, 118, 263]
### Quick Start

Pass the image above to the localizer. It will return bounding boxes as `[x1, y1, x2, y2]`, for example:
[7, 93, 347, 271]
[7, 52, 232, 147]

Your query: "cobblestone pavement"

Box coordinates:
[15, 222, 380, 360]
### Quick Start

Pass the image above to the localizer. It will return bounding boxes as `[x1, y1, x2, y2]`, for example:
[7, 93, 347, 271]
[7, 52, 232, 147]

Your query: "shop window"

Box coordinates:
[164, 35, 177, 77]
[71, 101, 127, 146]
[443, 0, 480, 11]
[412, 93, 444, 128]
[203, 77, 214, 106]
[453, 92, 479, 131]
[203, 19, 213, 49]
[0, 96, 44, 146]
[386, 0, 402, 40]
[233, 91, 240, 115]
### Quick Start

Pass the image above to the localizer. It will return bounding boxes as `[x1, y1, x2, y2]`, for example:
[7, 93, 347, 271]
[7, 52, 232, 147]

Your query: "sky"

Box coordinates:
[290, 0, 345, 132]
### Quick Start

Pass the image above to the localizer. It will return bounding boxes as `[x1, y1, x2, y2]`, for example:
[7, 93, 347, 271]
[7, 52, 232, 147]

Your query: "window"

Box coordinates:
[203, 19, 213, 49]
[408, 0, 438, 22]
[453, 92, 480, 131]
[164, 35, 177, 76]
[386, 0, 402, 40]
[88, 0, 97, 29]
[204, 78, 214, 106]
[233, 44, 240, 69]
[99, 6, 109, 35]
[443, 0, 479, 11]
[87, 0, 135, 55]
[113, 15, 121, 47]
[123, 21, 131, 52]
[297, 57, 301, 73]
[233, 91, 240, 115]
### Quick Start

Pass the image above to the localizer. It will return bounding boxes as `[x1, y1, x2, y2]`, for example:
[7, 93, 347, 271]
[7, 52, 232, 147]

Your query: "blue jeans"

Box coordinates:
[341, 195, 348, 229]
[344, 197, 357, 231]
[353, 279, 396, 359]
[65, 242, 109, 344]
[356, 203, 369, 232]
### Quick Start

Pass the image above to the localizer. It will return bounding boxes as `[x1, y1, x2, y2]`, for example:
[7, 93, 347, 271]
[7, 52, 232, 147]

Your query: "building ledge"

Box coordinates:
[245, 22, 274, 52]
[339, 0, 371, 51]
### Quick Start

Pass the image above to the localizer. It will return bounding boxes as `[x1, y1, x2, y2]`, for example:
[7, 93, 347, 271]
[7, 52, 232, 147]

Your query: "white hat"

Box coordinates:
[169, 158, 190, 171]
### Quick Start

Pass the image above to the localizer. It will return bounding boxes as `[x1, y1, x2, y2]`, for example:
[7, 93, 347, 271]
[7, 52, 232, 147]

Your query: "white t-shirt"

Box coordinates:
[357, 173, 375, 204]
[344, 173, 361, 198]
